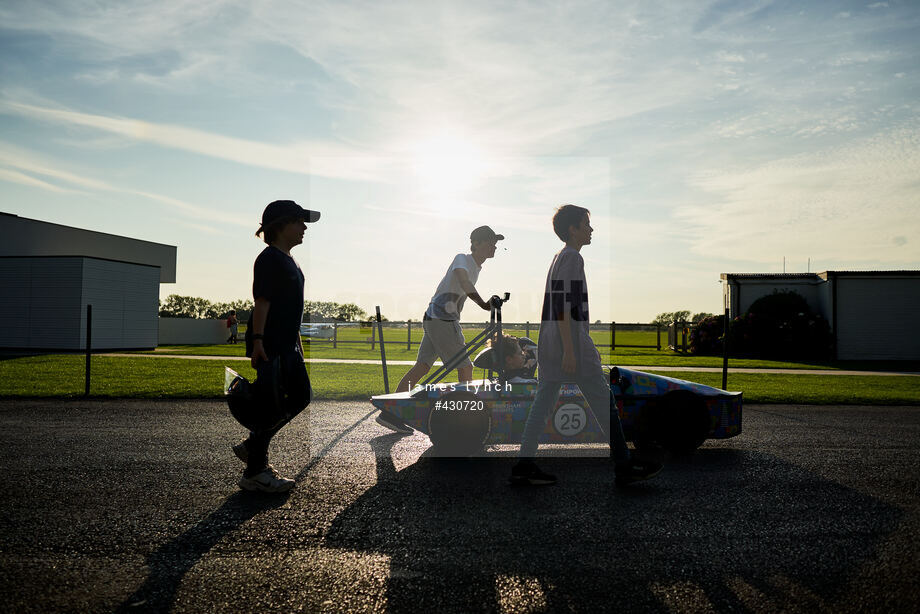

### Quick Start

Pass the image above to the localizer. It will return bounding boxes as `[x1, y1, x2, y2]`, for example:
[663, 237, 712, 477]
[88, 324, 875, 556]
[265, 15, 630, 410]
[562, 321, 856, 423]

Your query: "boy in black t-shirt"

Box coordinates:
[232, 200, 318, 493]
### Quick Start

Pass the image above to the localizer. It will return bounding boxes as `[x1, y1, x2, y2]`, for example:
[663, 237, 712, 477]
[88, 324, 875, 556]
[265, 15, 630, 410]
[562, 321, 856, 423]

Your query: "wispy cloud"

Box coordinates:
[677, 122, 920, 265]
[0, 0, 234, 59]
[5, 1, 914, 171]
[252, 1, 717, 154]
[3, 0, 920, 318]
[0, 98, 406, 182]
[0, 167, 83, 194]
[0, 95, 620, 213]
[0, 141, 249, 227]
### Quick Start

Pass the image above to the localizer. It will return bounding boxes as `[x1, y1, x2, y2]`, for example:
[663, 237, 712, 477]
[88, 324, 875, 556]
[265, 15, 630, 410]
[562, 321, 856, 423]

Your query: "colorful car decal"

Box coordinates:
[370, 367, 742, 446]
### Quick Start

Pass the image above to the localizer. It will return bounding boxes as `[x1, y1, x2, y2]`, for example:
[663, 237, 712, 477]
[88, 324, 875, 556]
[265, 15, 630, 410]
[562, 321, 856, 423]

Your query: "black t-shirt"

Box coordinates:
[252, 246, 304, 355]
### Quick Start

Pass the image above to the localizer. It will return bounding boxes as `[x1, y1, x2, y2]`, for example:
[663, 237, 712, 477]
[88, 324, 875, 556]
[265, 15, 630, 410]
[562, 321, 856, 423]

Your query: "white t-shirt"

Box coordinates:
[425, 254, 481, 320]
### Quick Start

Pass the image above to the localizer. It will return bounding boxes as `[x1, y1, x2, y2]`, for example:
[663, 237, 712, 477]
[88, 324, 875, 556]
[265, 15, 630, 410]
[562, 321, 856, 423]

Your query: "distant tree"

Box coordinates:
[159, 295, 365, 323]
[304, 300, 369, 322]
[652, 310, 692, 326]
[304, 300, 337, 321]
[213, 299, 254, 321]
[159, 295, 219, 319]
[691, 312, 714, 324]
[335, 303, 368, 322]
[651, 312, 673, 326]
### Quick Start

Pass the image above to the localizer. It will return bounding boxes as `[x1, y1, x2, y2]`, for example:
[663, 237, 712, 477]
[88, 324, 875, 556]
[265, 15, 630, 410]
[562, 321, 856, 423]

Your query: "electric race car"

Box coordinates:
[370, 294, 742, 456]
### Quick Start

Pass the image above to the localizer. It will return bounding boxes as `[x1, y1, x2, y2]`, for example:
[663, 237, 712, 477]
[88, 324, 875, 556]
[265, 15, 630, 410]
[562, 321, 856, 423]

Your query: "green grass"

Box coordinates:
[149, 337, 916, 372]
[645, 370, 920, 406]
[151, 344, 250, 357]
[0, 355, 411, 400]
[0, 355, 251, 398]
[1, 354, 918, 404]
[181, 322, 918, 371]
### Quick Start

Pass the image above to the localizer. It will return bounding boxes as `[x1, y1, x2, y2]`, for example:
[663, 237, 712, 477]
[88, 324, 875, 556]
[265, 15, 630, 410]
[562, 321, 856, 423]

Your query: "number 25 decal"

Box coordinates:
[553, 403, 587, 436]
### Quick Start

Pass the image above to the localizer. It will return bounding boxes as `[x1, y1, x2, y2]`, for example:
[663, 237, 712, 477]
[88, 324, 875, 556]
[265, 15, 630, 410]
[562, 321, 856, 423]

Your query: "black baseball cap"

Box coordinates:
[259, 200, 320, 231]
[470, 225, 504, 243]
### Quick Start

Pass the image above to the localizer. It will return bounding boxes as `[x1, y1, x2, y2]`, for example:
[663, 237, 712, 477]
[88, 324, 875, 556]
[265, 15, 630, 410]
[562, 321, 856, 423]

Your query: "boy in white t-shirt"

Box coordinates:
[376, 226, 503, 433]
[510, 205, 663, 487]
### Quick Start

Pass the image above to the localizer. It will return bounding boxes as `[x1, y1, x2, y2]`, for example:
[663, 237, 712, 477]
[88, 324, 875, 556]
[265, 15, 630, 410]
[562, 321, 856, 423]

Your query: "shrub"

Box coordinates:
[730, 291, 832, 359]
[689, 314, 725, 355]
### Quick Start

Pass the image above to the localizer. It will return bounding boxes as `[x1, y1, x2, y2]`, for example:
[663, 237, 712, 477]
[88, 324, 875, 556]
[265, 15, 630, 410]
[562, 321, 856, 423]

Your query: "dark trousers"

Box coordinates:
[245, 350, 311, 475]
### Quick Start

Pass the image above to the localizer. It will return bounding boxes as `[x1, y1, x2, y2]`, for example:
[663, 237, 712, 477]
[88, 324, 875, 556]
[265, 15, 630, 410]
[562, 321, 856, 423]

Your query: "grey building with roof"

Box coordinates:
[721, 271, 920, 361]
[0, 212, 176, 350]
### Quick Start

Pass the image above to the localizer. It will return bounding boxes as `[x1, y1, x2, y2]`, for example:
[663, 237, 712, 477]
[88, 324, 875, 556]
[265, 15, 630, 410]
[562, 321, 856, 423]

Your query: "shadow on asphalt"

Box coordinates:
[110, 409, 376, 613]
[323, 435, 903, 612]
[104, 409, 904, 613]
[113, 490, 290, 613]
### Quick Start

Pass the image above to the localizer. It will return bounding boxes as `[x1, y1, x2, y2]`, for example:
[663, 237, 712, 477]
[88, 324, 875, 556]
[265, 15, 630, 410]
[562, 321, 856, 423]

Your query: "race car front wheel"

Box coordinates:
[636, 390, 710, 454]
[427, 391, 491, 457]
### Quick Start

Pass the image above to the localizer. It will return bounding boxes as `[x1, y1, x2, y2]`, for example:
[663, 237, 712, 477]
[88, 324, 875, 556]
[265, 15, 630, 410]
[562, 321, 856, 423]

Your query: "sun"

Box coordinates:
[410, 133, 489, 197]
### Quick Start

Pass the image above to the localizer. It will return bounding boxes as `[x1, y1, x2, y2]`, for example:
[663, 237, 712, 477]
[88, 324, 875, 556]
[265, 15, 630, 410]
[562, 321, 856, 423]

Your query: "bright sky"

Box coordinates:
[1, 1, 918, 322]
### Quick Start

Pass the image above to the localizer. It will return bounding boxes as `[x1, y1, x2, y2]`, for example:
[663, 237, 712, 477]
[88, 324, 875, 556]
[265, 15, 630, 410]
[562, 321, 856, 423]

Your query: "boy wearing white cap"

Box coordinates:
[376, 226, 504, 433]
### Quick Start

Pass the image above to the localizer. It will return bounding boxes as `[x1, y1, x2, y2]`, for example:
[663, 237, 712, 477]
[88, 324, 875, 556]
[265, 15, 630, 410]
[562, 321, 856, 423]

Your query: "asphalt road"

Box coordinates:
[0, 399, 918, 613]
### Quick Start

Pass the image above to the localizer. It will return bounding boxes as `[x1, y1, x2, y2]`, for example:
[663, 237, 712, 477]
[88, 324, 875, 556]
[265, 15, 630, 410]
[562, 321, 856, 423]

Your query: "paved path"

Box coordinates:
[99, 353, 920, 376]
[1, 400, 918, 612]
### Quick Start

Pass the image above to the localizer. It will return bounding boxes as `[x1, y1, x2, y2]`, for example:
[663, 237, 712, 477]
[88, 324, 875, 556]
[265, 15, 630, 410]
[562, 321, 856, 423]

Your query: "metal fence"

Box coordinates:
[667, 320, 692, 352]
[308, 320, 666, 351]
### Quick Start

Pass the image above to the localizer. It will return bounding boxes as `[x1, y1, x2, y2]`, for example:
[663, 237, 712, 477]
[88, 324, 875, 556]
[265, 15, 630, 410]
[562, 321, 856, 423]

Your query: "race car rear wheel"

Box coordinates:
[636, 390, 710, 454]
[428, 391, 491, 457]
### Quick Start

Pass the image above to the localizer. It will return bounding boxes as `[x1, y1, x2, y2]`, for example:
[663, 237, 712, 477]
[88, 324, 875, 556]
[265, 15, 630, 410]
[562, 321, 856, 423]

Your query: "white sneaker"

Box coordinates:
[239, 466, 295, 493]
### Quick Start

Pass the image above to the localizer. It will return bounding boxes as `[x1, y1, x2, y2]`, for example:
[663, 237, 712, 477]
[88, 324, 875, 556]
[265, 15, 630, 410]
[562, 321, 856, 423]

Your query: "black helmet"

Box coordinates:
[225, 359, 286, 432]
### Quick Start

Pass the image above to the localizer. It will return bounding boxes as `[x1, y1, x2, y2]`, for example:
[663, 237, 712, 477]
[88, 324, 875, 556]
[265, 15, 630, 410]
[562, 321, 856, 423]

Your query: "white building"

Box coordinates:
[0, 212, 176, 350]
[721, 271, 920, 361]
